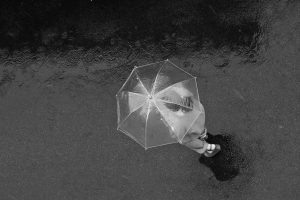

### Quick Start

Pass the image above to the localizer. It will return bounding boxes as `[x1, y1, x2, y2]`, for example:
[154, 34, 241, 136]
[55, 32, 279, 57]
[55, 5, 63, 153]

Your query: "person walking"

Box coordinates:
[159, 84, 221, 157]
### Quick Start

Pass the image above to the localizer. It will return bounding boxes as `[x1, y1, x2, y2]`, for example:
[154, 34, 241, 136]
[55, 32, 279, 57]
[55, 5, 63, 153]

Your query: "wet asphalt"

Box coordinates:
[0, 57, 299, 200]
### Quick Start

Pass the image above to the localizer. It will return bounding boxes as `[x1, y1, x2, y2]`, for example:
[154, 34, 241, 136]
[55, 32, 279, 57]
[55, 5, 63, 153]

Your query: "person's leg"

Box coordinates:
[199, 133, 241, 181]
[197, 128, 221, 157]
[183, 137, 221, 157]
[203, 143, 221, 157]
[184, 139, 208, 154]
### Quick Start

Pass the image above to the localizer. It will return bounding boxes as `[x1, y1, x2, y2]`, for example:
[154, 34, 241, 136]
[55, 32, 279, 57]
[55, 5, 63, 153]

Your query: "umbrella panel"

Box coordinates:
[117, 102, 149, 148]
[119, 70, 148, 95]
[155, 79, 201, 111]
[145, 101, 178, 148]
[116, 60, 203, 149]
[117, 91, 147, 126]
[151, 60, 194, 95]
[155, 99, 201, 142]
[134, 62, 163, 94]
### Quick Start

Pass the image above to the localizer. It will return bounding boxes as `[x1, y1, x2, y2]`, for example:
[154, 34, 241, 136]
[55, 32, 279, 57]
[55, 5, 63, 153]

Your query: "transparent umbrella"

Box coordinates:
[116, 59, 203, 149]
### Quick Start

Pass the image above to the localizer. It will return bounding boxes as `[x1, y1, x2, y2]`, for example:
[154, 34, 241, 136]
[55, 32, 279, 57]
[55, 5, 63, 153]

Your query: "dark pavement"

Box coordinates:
[0, 55, 299, 199]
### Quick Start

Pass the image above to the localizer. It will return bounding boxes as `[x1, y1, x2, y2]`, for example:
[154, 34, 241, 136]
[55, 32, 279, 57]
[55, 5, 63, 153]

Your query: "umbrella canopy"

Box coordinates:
[116, 59, 204, 149]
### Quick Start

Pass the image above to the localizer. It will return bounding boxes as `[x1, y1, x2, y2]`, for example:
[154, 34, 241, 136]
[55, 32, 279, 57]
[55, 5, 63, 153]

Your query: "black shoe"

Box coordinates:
[199, 133, 242, 181]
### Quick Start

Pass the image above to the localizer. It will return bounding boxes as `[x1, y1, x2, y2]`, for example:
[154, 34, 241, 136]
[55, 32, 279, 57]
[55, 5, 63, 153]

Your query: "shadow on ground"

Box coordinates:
[199, 133, 246, 181]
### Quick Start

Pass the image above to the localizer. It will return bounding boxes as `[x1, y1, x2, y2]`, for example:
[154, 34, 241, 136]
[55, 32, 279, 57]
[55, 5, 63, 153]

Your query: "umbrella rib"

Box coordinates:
[135, 60, 165, 68]
[152, 100, 180, 142]
[150, 65, 163, 96]
[166, 59, 195, 78]
[116, 67, 136, 96]
[117, 101, 147, 130]
[128, 91, 147, 98]
[154, 77, 195, 97]
[145, 100, 151, 148]
[135, 71, 150, 96]
[117, 127, 146, 149]
[179, 111, 202, 143]
[193, 77, 201, 102]
[144, 140, 178, 149]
